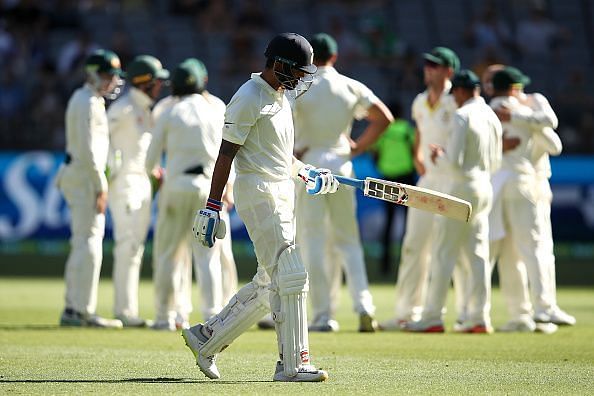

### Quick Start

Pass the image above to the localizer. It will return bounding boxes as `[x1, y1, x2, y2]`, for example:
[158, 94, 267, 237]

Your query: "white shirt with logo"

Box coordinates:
[223, 73, 294, 181]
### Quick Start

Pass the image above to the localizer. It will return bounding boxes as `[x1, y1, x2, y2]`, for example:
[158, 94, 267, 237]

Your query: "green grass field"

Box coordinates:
[1, 278, 593, 395]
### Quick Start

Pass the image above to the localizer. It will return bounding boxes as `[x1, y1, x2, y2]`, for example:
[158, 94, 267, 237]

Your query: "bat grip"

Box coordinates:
[335, 175, 365, 190]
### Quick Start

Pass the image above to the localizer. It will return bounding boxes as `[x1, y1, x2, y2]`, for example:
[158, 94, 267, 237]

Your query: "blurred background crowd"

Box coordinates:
[1, 0, 593, 153]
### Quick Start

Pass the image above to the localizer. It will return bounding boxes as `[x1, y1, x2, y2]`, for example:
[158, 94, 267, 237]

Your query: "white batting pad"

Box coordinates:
[277, 245, 310, 377]
[200, 282, 270, 357]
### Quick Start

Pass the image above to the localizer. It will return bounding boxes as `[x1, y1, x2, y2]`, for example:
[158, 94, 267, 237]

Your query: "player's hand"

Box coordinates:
[298, 164, 340, 195]
[502, 132, 521, 153]
[192, 198, 227, 248]
[429, 144, 444, 165]
[494, 106, 512, 122]
[96, 191, 108, 214]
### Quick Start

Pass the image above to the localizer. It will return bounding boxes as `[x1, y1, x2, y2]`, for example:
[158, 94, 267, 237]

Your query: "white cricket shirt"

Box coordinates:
[146, 93, 222, 179]
[64, 83, 109, 192]
[107, 87, 154, 177]
[436, 96, 502, 181]
[223, 73, 294, 181]
[411, 82, 458, 176]
[293, 66, 378, 156]
[490, 95, 536, 174]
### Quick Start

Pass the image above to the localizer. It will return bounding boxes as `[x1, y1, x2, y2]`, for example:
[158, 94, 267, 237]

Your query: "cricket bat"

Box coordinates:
[335, 176, 472, 222]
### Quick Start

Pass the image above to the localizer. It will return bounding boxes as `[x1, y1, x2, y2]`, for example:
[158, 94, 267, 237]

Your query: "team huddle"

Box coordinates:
[56, 31, 575, 382]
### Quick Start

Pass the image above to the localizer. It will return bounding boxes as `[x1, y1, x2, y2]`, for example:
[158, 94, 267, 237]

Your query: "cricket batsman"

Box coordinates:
[182, 32, 338, 382]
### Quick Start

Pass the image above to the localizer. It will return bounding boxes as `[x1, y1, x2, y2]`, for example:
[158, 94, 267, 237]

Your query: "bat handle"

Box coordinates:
[335, 175, 365, 190]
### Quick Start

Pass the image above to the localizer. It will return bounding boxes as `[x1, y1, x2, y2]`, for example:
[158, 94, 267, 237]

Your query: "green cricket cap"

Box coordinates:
[310, 32, 338, 61]
[126, 55, 170, 85]
[172, 61, 204, 93]
[492, 66, 531, 91]
[423, 46, 460, 72]
[451, 69, 481, 89]
[84, 49, 122, 76]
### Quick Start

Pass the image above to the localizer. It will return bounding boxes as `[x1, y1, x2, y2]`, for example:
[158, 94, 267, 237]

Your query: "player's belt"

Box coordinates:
[184, 164, 204, 175]
[64, 153, 72, 165]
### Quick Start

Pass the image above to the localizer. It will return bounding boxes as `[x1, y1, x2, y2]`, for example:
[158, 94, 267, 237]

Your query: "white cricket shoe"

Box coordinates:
[116, 315, 150, 328]
[182, 324, 220, 380]
[257, 314, 275, 330]
[549, 308, 576, 326]
[308, 317, 340, 332]
[272, 361, 328, 382]
[378, 318, 407, 331]
[60, 309, 123, 328]
[150, 320, 176, 331]
[404, 319, 445, 333]
[535, 322, 558, 334]
[497, 318, 536, 333]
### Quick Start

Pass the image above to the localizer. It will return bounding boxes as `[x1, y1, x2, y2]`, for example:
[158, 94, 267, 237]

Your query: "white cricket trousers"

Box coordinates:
[153, 174, 220, 323]
[491, 175, 557, 321]
[492, 173, 554, 317]
[59, 166, 105, 316]
[421, 179, 492, 326]
[394, 174, 468, 322]
[231, 175, 301, 355]
[296, 179, 375, 320]
[109, 173, 152, 318]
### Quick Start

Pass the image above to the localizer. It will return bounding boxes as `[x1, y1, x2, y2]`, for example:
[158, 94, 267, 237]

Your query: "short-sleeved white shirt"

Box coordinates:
[223, 73, 294, 181]
[411, 83, 457, 176]
[293, 66, 378, 156]
[146, 93, 222, 179]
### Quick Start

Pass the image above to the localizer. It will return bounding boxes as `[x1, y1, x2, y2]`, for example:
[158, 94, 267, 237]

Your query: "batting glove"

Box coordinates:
[192, 198, 227, 248]
[298, 164, 340, 195]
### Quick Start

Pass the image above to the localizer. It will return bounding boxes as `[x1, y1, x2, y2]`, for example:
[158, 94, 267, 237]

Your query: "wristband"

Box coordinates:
[206, 198, 223, 212]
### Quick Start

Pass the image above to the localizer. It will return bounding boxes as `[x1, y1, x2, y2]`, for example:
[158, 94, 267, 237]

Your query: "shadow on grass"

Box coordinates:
[0, 378, 273, 384]
[0, 324, 63, 331]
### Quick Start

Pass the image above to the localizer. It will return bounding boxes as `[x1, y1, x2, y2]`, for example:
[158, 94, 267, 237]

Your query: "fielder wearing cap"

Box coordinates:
[488, 65, 575, 330]
[423, 46, 460, 72]
[383, 46, 469, 332]
[106, 54, 168, 328]
[293, 31, 394, 333]
[489, 65, 561, 331]
[146, 59, 232, 330]
[182, 32, 336, 383]
[57, 49, 125, 329]
[421, 67, 502, 334]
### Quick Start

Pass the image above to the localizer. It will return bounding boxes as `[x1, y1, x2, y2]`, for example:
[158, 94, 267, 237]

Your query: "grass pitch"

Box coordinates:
[0, 278, 593, 395]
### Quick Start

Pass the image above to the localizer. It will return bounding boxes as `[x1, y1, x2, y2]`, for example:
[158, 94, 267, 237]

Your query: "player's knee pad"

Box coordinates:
[201, 282, 270, 357]
[275, 245, 310, 377]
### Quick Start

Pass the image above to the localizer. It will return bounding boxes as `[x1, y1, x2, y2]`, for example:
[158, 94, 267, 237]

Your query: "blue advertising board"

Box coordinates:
[1, 151, 593, 244]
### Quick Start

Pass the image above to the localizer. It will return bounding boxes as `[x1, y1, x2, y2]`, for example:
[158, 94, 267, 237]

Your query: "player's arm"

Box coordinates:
[413, 127, 426, 176]
[208, 140, 240, 202]
[431, 113, 467, 170]
[533, 126, 563, 156]
[78, 99, 108, 213]
[351, 100, 393, 157]
[502, 94, 558, 130]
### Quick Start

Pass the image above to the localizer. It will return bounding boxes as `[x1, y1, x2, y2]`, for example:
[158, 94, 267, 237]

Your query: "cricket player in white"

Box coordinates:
[107, 55, 169, 327]
[57, 50, 124, 328]
[488, 67, 559, 330]
[183, 33, 338, 382]
[293, 33, 392, 332]
[382, 47, 469, 330]
[407, 70, 502, 333]
[151, 59, 238, 328]
[485, 67, 576, 329]
[145, 60, 226, 330]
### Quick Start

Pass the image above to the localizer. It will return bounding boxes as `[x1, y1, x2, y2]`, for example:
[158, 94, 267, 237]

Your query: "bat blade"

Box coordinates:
[363, 177, 472, 222]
